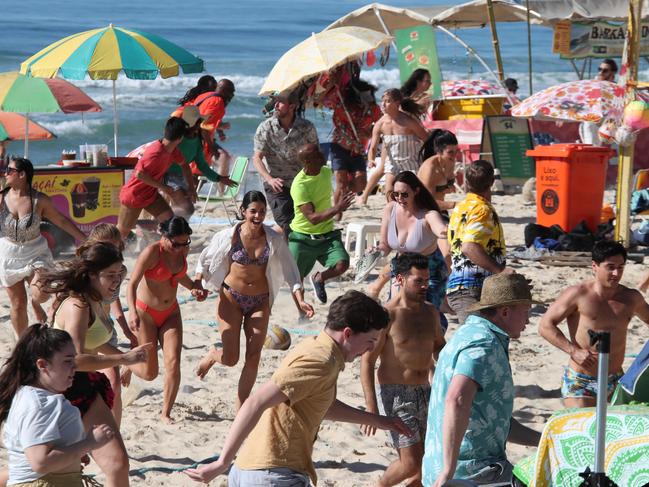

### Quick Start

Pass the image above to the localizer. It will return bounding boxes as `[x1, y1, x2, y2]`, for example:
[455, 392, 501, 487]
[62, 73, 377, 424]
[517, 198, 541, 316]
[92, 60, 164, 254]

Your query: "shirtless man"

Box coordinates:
[539, 240, 649, 408]
[361, 252, 446, 487]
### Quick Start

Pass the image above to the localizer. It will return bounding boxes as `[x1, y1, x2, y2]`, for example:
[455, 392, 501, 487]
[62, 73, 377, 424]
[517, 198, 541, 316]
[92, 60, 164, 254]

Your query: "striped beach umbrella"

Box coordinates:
[20, 24, 204, 155]
[0, 71, 99, 156]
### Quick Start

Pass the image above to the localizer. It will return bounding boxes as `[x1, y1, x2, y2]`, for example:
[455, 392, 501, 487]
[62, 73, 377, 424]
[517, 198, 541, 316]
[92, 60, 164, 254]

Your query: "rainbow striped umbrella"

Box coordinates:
[20, 24, 204, 155]
[0, 71, 100, 156]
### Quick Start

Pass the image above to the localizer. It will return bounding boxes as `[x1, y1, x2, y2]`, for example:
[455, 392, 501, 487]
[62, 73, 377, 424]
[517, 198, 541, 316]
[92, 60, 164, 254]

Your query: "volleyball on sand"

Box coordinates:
[264, 325, 291, 350]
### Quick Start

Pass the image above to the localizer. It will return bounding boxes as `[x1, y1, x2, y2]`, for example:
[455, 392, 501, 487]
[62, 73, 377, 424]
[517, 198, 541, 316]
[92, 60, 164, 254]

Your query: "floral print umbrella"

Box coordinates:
[440, 79, 506, 98]
[511, 80, 626, 123]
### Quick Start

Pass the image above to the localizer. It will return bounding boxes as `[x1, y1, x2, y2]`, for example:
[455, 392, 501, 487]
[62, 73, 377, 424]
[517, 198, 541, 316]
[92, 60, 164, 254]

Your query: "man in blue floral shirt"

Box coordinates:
[422, 273, 542, 486]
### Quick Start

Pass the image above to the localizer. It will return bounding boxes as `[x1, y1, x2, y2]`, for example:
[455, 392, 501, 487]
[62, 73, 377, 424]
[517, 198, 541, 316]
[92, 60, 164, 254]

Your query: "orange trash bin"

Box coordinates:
[526, 144, 614, 233]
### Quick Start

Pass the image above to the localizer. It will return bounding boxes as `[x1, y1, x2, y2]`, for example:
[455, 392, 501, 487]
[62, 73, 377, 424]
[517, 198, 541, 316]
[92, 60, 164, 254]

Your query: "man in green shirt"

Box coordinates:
[288, 143, 354, 304]
[164, 105, 236, 217]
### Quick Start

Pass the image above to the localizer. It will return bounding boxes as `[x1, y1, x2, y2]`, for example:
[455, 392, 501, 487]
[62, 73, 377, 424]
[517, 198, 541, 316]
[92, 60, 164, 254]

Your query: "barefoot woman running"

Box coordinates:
[194, 190, 314, 409]
[127, 216, 207, 424]
[38, 242, 150, 487]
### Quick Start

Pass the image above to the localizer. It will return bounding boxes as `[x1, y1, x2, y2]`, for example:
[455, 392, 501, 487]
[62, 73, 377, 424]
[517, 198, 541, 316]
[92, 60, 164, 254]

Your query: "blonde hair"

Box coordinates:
[76, 223, 123, 256]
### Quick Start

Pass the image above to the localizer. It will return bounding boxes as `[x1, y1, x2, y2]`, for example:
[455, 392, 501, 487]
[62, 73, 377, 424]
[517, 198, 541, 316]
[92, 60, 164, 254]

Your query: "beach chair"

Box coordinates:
[196, 156, 248, 226]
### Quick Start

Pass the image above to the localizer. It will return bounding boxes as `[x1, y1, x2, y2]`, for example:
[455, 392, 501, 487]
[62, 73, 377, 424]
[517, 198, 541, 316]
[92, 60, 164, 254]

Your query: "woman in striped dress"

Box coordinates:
[360, 89, 428, 203]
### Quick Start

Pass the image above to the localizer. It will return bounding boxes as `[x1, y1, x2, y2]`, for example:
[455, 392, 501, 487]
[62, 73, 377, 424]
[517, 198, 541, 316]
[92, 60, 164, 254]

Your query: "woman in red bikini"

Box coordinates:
[127, 216, 207, 423]
[194, 191, 314, 409]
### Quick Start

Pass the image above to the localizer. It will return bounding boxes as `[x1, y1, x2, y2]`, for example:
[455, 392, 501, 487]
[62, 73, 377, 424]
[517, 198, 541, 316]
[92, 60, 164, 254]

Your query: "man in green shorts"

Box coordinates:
[288, 143, 354, 304]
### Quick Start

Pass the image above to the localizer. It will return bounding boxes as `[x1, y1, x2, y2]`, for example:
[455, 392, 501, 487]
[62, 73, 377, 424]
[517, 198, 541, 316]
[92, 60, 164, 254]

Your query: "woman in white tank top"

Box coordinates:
[368, 171, 451, 330]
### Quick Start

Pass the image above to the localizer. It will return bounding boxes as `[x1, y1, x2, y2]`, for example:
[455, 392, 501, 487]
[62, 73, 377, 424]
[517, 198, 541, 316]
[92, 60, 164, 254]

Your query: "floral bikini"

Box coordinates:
[223, 226, 270, 315]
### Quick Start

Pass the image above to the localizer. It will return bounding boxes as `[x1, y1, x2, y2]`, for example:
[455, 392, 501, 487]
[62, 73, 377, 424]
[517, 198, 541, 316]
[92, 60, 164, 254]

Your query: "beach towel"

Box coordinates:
[619, 340, 649, 398]
[512, 405, 649, 487]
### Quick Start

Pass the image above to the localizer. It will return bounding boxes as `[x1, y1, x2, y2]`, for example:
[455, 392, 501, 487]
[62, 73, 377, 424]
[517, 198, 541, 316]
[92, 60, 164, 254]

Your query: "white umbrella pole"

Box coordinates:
[372, 8, 398, 50]
[112, 79, 118, 156]
[24, 113, 29, 158]
[435, 26, 517, 108]
[335, 87, 359, 141]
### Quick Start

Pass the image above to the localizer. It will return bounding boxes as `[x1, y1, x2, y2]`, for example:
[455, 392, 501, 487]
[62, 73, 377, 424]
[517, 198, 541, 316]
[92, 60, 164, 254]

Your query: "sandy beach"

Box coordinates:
[1, 187, 648, 487]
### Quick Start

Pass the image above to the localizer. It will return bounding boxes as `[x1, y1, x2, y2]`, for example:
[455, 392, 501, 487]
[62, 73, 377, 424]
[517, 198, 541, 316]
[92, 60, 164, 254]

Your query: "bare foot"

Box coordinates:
[31, 301, 47, 324]
[161, 414, 176, 425]
[195, 346, 219, 380]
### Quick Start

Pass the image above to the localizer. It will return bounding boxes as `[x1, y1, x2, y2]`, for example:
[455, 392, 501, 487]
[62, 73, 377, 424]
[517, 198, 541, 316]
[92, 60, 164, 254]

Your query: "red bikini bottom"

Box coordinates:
[136, 299, 179, 327]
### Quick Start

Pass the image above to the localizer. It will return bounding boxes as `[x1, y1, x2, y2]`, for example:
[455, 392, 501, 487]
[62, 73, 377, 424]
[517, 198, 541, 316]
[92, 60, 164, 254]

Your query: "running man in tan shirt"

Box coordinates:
[184, 290, 410, 486]
[361, 253, 446, 487]
[539, 240, 649, 408]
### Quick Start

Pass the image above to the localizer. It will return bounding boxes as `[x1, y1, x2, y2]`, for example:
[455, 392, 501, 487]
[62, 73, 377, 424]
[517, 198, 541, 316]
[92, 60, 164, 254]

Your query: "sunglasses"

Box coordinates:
[170, 238, 191, 248]
[5, 167, 19, 175]
[598, 67, 611, 73]
[392, 191, 410, 199]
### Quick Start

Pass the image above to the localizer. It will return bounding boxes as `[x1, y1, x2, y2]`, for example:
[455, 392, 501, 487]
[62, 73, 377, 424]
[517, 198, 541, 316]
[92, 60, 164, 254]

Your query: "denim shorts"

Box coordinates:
[329, 143, 367, 173]
[228, 464, 311, 486]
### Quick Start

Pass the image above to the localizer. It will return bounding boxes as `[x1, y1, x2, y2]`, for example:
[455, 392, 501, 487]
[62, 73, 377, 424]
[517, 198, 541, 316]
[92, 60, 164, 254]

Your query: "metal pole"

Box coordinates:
[372, 7, 398, 50]
[486, 0, 505, 81]
[23, 113, 29, 158]
[436, 26, 516, 107]
[594, 338, 609, 474]
[335, 87, 360, 141]
[525, 0, 533, 94]
[615, 0, 643, 245]
[112, 79, 118, 157]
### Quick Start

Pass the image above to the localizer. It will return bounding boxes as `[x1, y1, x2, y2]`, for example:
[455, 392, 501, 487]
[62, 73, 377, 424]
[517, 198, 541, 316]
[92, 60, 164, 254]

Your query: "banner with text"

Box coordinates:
[33, 168, 123, 236]
[395, 26, 442, 99]
[554, 20, 649, 59]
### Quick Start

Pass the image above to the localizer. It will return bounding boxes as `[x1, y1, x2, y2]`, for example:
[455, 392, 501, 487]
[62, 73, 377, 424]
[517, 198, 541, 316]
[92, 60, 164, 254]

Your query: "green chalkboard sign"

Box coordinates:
[481, 116, 535, 180]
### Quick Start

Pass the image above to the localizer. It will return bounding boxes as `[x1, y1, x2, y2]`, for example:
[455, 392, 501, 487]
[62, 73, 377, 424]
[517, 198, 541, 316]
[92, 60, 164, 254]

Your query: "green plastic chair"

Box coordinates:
[196, 156, 248, 226]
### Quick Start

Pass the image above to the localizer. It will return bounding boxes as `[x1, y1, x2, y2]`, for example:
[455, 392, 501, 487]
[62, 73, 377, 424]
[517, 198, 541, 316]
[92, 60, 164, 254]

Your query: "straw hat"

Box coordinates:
[466, 273, 541, 312]
[180, 105, 203, 127]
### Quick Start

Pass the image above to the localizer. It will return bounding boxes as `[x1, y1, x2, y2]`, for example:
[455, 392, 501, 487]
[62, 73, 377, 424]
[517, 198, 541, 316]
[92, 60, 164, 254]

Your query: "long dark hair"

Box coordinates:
[159, 216, 192, 239]
[38, 242, 123, 303]
[178, 75, 216, 105]
[237, 190, 267, 220]
[392, 171, 441, 213]
[419, 129, 458, 162]
[401, 68, 430, 98]
[383, 88, 423, 117]
[342, 77, 378, 107]
[0, 324, 73, 424]
[2, 157, 36, 231]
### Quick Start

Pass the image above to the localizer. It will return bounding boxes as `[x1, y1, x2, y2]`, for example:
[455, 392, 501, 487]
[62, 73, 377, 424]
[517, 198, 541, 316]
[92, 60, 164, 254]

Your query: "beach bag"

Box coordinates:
[524, 223, 564, 248]
[633, 220, 649, 246]
[533, 237, 561, 251]
[631, 188, 649, 215]
[558, 221, 594, 252]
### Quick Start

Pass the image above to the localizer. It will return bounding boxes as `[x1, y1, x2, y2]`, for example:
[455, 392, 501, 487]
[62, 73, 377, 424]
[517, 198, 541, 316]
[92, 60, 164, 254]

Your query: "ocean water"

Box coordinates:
[1, 0, 644, 164]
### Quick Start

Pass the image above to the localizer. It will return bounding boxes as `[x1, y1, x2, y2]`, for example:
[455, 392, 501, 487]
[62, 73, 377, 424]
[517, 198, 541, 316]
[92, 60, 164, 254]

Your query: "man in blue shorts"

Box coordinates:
[540, 240, 649, 408]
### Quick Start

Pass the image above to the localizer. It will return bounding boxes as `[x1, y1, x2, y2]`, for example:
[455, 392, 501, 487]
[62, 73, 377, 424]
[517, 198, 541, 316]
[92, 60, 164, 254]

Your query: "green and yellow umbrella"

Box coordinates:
[20, 24, 204, 155]
[0, 71, 100, 156]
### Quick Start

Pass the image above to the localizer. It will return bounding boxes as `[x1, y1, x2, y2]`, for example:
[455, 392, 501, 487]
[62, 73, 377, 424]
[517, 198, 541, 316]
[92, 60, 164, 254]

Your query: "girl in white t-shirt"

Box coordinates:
[0, 324, 113, 487]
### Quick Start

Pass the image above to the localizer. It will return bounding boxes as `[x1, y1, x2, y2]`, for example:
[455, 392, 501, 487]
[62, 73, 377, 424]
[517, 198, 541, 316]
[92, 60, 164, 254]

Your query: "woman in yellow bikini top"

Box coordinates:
[38, 242, 150, 487]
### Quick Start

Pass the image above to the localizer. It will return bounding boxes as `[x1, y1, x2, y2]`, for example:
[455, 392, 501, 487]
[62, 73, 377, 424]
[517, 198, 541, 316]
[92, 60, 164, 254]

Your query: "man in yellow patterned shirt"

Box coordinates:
[446, 160, 509, 324]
